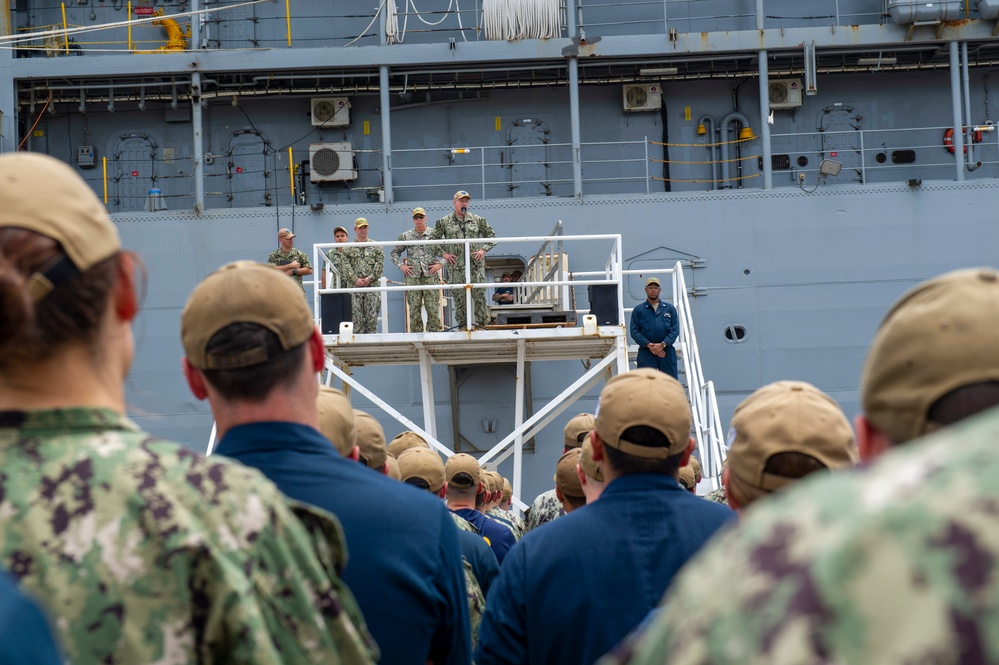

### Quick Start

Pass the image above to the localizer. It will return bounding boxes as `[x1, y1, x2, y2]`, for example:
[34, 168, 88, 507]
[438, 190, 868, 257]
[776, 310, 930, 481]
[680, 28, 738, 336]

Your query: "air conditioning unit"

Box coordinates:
[623, 84, 662, 112]
[311, 97, 350, 127]
[309, 142, 356, 182]
[769, 79, 803, 109]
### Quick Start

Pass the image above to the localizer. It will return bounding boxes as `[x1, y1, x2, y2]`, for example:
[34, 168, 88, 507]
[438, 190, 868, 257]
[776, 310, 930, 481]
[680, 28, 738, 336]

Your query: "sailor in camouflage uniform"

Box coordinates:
[267, 227, 313, 292]
[0, 153, 375, 665]
[525, 413, 594, 532]
[600, 267, 999, 665]
[391, 207, 444, 332]
[324, 225, 350, 288]
[341, 217, 384, 333]
[488, 476, 527, 539]
[429, 190, 496, 329]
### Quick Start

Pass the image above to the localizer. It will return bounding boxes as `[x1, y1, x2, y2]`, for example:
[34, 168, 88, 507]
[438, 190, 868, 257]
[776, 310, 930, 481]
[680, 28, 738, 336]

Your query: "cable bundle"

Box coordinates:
[483, 0, 561, 41]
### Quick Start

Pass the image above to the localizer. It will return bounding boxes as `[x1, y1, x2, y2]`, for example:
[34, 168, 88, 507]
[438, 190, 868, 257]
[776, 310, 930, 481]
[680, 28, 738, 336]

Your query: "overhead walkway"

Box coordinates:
[310, 229, 725, 507]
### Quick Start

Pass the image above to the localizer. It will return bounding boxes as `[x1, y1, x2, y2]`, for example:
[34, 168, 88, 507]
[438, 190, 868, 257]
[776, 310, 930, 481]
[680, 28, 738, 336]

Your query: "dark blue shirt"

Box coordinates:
[0, 571, 62, 665]
[475, 474, 735, 665]
[456, 529, 500, 597]
[630, 299, 680, 378]
[215, 422, 471, 665]
[452, 508, 517, 565]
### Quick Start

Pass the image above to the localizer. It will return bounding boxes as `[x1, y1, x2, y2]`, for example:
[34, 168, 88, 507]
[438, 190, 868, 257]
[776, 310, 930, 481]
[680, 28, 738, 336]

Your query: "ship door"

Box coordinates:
[226, 130, 271, 207]
[213, 0, 257, 48]
[112, 133, 157, 212]
[818, 105, 863, 184]
[505, 119, 551, 197]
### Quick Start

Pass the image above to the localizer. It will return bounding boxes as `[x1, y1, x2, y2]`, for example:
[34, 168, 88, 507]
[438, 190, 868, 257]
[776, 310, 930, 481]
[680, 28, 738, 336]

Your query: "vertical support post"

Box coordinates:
[128, 2, 133, 52]
[448, 366, 461, 451]
[464, 238, 473, 329]
[192, 71, 205, 213]
[418, 347, 437, 439]
[568, 58, 583, 199]
[285, 0, 292, 47]
[288, 147, 295, 202]
[644, 136, 650, 194]
[102, 157, 108, 203]
[379, 276, 389, 333]
[513, 339, 527, 509]
[758, 49, 773, 189]
[379, 66, 394, 203]
[61, 3, 69, 53]
[190, 0, 200, 48]
[949, 41, 965, 181]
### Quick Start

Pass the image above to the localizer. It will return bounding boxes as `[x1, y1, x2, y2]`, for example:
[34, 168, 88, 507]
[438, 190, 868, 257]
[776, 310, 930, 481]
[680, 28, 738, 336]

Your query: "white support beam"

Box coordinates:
[512, 339, 527, 511]
[325, 355, 454, 459]
[417, 344, 437, 439]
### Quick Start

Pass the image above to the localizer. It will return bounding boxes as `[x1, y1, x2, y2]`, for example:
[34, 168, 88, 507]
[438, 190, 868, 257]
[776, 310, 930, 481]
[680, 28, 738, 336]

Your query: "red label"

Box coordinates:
[131, 171, 139, 177]
[134, 6, 155, 15]
[235, 167, 243, 173]
[830, 151, 837, 157]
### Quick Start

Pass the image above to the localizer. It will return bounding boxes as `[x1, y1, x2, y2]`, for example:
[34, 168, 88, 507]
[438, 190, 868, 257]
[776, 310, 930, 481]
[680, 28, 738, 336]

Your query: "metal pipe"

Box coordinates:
[758, 50, 773, 189]
[192, 71, 205, 213]
[950, 41, 965, 181]
[379, 65, 394, 203]
[696, 115, 718, 189]
[568, 58, 583, 199]
[962, 41, 982, 171]
[718, 110, 752, 188]
[190, 0, 200, 50]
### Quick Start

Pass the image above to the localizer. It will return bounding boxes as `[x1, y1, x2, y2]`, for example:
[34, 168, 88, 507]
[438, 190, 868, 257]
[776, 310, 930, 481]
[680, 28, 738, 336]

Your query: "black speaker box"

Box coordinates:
[320, 293, 353, 334]
[588, 285, 620, 325]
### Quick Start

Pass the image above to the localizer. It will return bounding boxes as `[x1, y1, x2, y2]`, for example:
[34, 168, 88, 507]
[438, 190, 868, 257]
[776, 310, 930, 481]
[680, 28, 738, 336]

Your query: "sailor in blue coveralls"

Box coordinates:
[630, 276, 680, 379]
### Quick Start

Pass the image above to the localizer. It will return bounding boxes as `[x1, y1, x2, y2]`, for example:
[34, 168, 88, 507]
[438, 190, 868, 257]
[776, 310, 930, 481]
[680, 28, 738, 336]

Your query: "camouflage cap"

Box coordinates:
[397, 448, 446, 492]
[182, 261, 315, 370]
[384, 455, 401, 480]
[412, 207, 426, 217]
[555, 449, 584, 498]
[677, 464, 697, 491]
[727, 381, 857, 494]
[579, 437, 604, 482]
[0, 153, 121, 302]
[316, 386, 355, 456]
[595, 369, 692, 458]
[354, 217, 369, 228]
[861, 267, 999, 445]
[278, 227, 295, 239]
[387, 431, 429, 458]
[445, 453, 481, 489]
[353, 410, 387, 471]
[563, 413, 596, 449]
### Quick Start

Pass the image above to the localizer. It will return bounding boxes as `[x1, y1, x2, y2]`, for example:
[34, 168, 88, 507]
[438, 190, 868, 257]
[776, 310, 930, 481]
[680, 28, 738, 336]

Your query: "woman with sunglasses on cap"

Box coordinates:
[0, 153, 375, 665]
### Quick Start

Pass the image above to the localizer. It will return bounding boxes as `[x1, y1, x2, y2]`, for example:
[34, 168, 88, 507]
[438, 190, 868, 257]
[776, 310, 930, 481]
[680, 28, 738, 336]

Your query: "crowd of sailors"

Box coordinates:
[2, 152, 998, 664]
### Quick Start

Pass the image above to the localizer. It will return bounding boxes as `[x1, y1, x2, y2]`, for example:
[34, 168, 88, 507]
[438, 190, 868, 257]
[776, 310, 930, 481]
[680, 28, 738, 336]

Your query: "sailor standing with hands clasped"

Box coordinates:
[630, 277, 680, 379]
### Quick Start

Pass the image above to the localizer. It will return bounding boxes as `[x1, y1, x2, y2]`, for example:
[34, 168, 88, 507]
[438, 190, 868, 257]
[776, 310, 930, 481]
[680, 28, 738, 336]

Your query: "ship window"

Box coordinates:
[891, 150, 916, 164]
[796, 156, 809, 167]
[875, 152, 887, 164]
[724, 325, 747, 343]
[760, 155, 791, 170]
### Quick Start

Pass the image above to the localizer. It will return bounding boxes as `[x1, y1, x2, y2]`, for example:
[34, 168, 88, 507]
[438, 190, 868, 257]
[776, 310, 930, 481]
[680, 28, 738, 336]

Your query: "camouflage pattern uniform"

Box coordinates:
[267, 246, 312, 291]
[702, 486, 728, 504]
[524, 488, 565, 533]
[486, 507, 526, 541]
[429, 212, 496, 328]
[600, 408, 999, 665]
[325, 247, 347, 288]
[390, 228, 443, 332]
[341, 240, 384, 334]
[450, 512, 486, 650]
[0, 407, 376, 665]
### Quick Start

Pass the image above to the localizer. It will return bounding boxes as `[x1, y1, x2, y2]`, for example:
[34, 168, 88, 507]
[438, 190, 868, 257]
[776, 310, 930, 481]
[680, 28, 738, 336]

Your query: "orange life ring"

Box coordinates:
[943, 127, 983, 154]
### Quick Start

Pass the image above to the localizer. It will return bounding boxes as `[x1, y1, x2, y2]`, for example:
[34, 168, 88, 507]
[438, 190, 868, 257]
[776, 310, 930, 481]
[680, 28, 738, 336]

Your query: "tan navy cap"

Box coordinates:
[0, 153, 120, 302]
[555, 449, 584, 498]
[316, 386, 355, 456]
[444, 453, 481, 489]
[595, 369, 692, 458]
[181, 260, 315, 370]
[563, 413, 596, 449]
[353, 410, 387, 471]
[861, 268, 999, 444]
[397, 447, 446, 492]
[388, 431, 430, 458]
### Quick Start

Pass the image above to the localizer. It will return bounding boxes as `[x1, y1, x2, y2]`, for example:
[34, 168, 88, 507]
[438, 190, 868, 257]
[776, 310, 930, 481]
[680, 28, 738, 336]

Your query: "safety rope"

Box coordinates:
[650, 137, 757, 148]
[651, 173, 763, 184]
[650, 154, 761, 165]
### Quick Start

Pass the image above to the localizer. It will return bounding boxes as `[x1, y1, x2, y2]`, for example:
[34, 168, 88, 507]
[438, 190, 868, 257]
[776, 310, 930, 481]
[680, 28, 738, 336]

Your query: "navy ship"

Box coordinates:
[6, 0, 999, 499]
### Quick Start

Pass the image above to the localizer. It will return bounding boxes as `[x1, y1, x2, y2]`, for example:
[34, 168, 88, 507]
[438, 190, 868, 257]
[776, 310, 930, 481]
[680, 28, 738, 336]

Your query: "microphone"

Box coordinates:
[461, 206, 467, 214]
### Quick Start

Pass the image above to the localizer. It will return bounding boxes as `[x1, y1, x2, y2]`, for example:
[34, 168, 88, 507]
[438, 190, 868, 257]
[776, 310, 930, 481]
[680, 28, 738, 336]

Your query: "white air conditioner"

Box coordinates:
[769, 79, 803, 109]
[623, 84, 662, 112]
[309, 142, 356, 182]
[311, 97, 350, 127]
